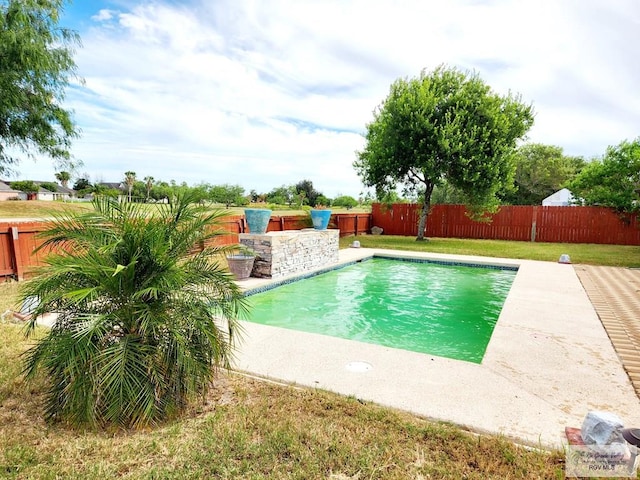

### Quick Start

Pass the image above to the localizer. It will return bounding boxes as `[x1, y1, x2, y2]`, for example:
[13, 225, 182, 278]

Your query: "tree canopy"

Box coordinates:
[355, 65, 534, 240]
[295, 179, 322, 207]
[10, 179, 38, 193]
[500, 143, 585, 205]
[209, 183, 247, 207]
[0, 0, 81, 175]
[567, 138, 640, 213]
[55, 170, 70, 188]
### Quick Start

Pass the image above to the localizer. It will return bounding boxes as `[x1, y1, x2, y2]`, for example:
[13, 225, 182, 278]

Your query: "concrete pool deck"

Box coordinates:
[232, 248, 640, 449]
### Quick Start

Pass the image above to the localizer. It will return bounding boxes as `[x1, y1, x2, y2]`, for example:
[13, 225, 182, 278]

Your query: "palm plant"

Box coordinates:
[21, 193, 248, 428]
[143, 175, 154, 202]
[124, 170, 136, 202]
[55, 171, 71, 189]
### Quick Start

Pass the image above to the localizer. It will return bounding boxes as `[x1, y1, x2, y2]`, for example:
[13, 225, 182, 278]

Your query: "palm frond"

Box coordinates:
[21, 194, 247, 428]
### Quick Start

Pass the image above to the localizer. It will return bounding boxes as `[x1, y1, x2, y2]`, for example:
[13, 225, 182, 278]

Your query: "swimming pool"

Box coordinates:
[245, 257, 516, 363]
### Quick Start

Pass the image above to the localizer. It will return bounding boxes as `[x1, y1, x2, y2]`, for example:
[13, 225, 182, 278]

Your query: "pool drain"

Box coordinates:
[345, 361, 372, 373]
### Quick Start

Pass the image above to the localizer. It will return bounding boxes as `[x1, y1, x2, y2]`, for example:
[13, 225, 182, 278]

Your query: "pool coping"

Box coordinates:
[232, 248, 640, 449]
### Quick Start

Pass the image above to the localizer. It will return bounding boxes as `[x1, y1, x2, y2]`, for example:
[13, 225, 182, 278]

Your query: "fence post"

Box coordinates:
[10, 226, 24, 281]
[531, 207, 537, 242]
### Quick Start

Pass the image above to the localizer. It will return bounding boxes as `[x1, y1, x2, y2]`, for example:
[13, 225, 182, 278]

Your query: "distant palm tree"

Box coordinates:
[55, 171, 70, 189]
[144, 175, 154, 202]
[124, 171, 136, 202]
[21, 193, 247, 428]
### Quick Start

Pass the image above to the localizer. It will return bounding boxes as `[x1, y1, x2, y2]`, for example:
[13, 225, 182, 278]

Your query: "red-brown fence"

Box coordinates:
[0, 213, 371, 281]
[371, 204, 640, 245]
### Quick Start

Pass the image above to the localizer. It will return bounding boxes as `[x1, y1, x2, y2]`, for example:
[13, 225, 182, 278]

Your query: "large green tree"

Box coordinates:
[295, 179, 322, 207]
[567, 138, 640, 213]
[355, 65, 534, 240]
[0, 0, 81, 175]
[21, 193, 247, 428]
[500, 143, 585, 205]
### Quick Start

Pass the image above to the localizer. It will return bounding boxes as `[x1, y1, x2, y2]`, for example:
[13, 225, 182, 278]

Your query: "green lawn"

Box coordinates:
[0, 200, 370, 219]
[2, 234, 635, 478]
[339, 235, 640, 267]
[0, 321, 564, 479]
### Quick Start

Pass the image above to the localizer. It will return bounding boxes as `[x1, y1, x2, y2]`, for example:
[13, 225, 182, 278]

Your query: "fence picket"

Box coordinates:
[371, 204, 640, 245]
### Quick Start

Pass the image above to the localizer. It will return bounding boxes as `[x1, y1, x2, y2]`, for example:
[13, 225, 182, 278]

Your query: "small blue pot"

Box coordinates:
[244, 209, 272, 234]
[310, 209, 332, 230]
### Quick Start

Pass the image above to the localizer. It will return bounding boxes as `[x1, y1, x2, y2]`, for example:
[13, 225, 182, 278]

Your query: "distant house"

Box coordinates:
[98, 182, 126, 191]
[0, 180, 25, 201]
[94, 182, 128, 202]
[0, 180, 76, 201]
[542, 188, 576, 207]
[32, 181, 75, 201]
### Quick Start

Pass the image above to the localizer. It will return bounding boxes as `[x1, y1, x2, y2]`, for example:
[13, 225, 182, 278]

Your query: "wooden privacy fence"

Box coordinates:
[0, 213, 372, 281]
[371, 204, 640, 245]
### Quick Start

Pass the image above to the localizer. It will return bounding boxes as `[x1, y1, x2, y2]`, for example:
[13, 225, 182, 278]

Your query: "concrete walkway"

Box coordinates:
[232, 248, 640, 449]
[575, 266, 640, 396]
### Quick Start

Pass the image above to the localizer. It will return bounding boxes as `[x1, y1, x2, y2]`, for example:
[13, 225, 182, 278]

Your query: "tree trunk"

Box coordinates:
[416, 184, 434, 241]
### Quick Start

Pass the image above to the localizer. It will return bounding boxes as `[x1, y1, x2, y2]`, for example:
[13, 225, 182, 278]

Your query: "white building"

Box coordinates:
[542, 188, 576, 207]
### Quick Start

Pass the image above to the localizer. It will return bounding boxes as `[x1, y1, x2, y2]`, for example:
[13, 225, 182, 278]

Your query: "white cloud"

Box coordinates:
[13, 0, 640, 198]
[91, 9, 115, 22]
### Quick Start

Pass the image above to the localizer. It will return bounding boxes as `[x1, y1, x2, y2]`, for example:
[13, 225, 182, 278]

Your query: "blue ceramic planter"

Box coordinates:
[310, 209, 332, 230]
[244, 209, 271, 234]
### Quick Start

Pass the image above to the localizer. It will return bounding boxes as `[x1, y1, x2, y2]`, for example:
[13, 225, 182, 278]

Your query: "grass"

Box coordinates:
[0, 201, 370, 219]
[1, 234, 633, 478]
[339, 235, 640, 268]
[0, 200, 93, 219]
[0, 320, 566, 479]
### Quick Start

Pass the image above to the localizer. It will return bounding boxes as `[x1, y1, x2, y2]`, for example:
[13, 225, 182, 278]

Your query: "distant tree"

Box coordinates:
[73, 177, 91, 191]
[124, 171, 136, 202]
[355, 65, 534, 240]
[143, 176, 154, 201]
[265, 185, 293, 205]
[249, 189, 259, 203]
[295, 179, 322, 207]
[130, 181, 147, 200]
[55, 171, 71, 189]
[150, 181, 171, 202]
[376, 191, 409, 204]
[333, 195, 358, 209]
[359, 191, 375, 205]
[500, 143, 586, 205]
[188, 184, 209, 205]
[10, 180, 39, 193]
[0, 0, 82, 176]
[315, 194, 331, 207]
[567, 138, 640, 213]
[209, 184, 246, 208]
[40, 181, 59, 192]
[430, 182, 467, 205]
[93, 183, 120, 198]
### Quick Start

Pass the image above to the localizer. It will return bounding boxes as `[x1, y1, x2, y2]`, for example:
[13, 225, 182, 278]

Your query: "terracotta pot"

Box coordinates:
[227, 255, 255, 280]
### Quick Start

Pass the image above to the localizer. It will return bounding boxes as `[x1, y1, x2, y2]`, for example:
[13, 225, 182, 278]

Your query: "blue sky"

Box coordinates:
[11, 0, 640, 197]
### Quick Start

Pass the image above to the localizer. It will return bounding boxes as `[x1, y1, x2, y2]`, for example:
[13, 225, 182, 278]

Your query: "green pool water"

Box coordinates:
[245, 257, 516, 363]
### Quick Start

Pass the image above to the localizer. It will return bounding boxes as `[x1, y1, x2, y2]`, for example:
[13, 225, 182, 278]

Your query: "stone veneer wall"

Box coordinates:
[239, 229, 339, 279]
